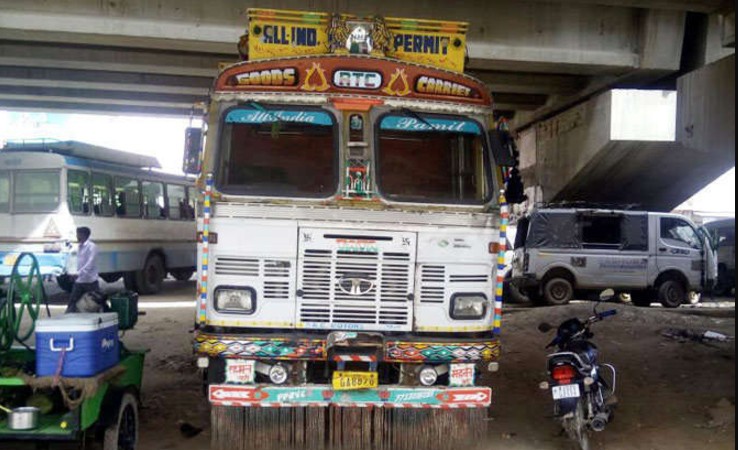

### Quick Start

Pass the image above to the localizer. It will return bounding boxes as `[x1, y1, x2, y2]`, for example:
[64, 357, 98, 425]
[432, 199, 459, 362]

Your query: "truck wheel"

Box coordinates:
[56, 274, 74, 293]
[543, 278, 573, 305]
[630, 291, 652, 307]
[658, 279, 686, 308]
[170, 268, 195, 281]
[103, 392, 139, 450]
[135, 254, 165, 295]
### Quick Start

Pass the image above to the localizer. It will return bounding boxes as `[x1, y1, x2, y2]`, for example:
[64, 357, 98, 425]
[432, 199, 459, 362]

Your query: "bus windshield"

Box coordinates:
[376, 113, 491, 205]
[217, 106, 336, 198]
[13, 170, 61, 213]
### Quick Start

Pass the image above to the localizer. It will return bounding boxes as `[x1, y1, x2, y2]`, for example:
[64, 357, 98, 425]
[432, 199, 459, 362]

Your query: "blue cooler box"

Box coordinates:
[35, 313, 120, 377]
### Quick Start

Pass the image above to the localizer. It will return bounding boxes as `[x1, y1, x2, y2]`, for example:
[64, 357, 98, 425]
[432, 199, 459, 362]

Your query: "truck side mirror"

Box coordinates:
[183, 127, 203, 175]
[488, 129, 516, 167]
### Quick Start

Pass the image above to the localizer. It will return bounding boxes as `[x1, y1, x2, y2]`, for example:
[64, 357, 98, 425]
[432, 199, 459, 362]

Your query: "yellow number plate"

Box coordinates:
[332, 371, 378, 391]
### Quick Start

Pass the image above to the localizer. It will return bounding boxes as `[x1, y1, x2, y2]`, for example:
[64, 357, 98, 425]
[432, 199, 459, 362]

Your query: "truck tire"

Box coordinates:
[135, 254, 165, 295]
[503, 274, 529, 304]
[103, 392, 139, 450]
[543, 277, 574, 306]
[658, 279, 686, 308]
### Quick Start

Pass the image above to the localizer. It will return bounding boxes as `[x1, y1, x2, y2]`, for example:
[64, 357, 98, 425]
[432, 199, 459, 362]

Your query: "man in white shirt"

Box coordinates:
[65, 226, 100, 313]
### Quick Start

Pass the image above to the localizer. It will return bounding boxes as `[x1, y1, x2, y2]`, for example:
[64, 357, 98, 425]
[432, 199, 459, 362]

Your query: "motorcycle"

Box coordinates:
[538, 289, 618, 450]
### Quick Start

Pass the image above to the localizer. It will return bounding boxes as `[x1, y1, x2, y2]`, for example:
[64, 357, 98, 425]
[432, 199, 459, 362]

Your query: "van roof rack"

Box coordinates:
[534, 201, 643, 211]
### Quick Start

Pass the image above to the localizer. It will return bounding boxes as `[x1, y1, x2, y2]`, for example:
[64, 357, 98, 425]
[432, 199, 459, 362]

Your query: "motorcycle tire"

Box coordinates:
[563, 398, 590, 450]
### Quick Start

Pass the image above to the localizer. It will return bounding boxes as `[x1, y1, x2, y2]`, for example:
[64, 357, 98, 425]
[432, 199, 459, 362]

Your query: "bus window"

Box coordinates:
[167, 184, 186, 220]
[13, 171, 60, 213]
[92, 173, 114, 216]
[67, 170, 91, 215]
[186, 186, 197, 220]
[142, 181, 166, 219]
[115, 177, 141, 218]
[0, 171, 8, 213]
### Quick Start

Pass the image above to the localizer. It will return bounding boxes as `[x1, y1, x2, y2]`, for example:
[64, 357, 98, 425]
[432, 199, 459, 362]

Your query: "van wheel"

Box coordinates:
[135, 255, 165, 295]
[170, 268, 194, 281]
[103, 392, 139, 450]
[658, 279, 686, 308]
[630, 291, 652, 307]
[543, 278, 574, 305]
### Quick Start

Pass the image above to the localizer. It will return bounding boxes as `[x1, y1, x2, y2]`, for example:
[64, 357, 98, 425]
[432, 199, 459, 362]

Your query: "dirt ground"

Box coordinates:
[4, 280, 735, 450]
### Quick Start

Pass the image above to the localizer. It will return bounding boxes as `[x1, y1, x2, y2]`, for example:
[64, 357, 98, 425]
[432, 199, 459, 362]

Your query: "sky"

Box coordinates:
[0, 110, 734, 215]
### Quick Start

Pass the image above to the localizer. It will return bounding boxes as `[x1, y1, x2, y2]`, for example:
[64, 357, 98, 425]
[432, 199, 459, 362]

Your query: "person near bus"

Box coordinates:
[65, 226, 100, 313]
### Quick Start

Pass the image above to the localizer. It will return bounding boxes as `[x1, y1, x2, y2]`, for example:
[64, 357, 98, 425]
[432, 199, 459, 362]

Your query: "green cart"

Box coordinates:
[0, 253, 145, 449]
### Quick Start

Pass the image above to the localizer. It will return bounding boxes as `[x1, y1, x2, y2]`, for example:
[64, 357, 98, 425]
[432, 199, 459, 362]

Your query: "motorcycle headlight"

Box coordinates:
[450, 294, 487, 320]
[215, 287, 256, 314]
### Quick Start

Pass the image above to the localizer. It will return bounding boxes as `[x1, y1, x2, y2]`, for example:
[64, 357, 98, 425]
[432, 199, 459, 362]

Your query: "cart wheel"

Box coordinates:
[103, 392, 139, 450]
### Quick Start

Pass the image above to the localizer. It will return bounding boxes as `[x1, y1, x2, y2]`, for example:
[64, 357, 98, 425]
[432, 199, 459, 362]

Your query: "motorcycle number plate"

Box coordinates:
[552, 383, 580, 400]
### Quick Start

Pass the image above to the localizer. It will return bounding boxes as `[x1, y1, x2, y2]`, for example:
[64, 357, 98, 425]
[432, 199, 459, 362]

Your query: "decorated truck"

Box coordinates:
[187, 9, 514, 450]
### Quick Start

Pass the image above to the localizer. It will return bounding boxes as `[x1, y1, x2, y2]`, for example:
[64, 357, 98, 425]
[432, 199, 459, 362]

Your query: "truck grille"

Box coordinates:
[297, 229, 416, 331]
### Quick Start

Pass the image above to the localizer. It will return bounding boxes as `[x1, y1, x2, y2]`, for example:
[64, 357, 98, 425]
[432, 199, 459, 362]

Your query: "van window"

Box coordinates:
[115, 177, 141, 218]
[581, 215, 621, 249]
[142, 181, 166, 219]
[661, 218, 701, 250]
[0, 171, 9, 213]
[67, 170, 91, 215]
[515, 217, 529, 249]
[527, 212, 579, 248]
[92, 173, 114, 216]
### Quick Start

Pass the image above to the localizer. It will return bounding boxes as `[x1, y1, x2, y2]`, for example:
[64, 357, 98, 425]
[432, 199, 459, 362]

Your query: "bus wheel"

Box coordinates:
[56, 274, 74, 293]
[135, 255, 165, 295]
[170, 268, 194, 281]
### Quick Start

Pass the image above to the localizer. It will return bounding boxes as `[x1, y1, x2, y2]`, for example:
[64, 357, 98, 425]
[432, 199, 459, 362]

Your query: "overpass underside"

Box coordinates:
[518, 54, 735, 212]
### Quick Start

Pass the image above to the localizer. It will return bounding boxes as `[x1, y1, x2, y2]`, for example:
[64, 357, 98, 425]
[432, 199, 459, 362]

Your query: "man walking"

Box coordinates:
[65, 226, 99, 313]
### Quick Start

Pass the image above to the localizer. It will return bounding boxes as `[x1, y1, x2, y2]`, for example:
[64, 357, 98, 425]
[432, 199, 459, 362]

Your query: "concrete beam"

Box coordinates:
[0, 99, 194, 117]
[471, 71, 590, 95]
[0, 41, 228, 77]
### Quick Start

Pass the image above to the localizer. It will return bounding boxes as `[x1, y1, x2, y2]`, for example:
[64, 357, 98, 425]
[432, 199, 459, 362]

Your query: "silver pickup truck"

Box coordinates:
[511, 208, 718, 307]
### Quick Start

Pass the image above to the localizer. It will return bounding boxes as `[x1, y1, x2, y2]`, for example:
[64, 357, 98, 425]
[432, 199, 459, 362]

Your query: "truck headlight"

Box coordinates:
[214, 287, 256, 314]
[450, 294, 487, 320]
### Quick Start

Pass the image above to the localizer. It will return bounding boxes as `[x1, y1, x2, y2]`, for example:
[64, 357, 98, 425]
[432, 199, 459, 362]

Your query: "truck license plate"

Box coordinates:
[552, 383, 580, 400]
[332, 371, 378, 390]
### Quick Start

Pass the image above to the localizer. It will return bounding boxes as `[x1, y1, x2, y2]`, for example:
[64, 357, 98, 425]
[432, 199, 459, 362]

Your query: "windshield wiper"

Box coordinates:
[400, 108, 436, 130]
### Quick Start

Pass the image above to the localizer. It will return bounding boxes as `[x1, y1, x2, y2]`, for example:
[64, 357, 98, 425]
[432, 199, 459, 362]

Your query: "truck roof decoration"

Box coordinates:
[244, 8, 469, 73]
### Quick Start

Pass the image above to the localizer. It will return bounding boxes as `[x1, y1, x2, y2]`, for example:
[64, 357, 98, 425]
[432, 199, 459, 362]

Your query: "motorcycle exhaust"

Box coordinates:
[590, 411, 610, 432]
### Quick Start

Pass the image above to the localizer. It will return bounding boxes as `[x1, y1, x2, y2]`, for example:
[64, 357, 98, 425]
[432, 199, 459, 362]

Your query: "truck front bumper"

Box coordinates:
[208, 384, 491, 408]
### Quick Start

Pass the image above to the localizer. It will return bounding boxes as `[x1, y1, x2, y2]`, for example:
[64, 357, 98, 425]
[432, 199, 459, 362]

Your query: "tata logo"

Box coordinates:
[337, 276, 374, 296]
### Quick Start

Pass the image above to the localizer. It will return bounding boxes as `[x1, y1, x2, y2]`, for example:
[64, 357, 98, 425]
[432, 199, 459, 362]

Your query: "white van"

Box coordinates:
[511, 208, 718, 307]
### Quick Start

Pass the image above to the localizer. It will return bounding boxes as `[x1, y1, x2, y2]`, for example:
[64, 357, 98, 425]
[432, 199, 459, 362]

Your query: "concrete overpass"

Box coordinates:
[0, 0, 735, 209]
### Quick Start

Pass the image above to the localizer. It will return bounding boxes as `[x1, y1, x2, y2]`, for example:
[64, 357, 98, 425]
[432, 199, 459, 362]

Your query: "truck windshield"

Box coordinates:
[217, 106, 337, 198]
[376, 113, 491, 204]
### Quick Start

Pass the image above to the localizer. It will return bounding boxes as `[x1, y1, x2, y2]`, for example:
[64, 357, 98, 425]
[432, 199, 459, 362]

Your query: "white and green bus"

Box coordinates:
[0, 140, 196, 294]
